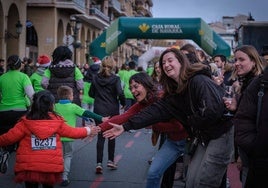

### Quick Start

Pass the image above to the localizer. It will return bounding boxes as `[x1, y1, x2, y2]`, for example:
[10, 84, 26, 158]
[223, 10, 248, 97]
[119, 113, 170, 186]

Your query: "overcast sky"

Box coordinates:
[152, 0, 268, 23]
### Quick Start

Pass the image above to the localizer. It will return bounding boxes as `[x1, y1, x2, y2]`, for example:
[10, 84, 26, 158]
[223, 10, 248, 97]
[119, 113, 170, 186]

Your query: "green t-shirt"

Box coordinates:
[120, 70, 138, 99]
[30, 72, 44, 92]
[0, 70, 32, 111]
[55, 100, 85, 142]
[55, 100, 102, 141]
[82, 82, 94, 104]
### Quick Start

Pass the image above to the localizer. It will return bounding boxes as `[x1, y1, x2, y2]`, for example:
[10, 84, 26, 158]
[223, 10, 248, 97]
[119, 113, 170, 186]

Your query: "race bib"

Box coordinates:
[31, 134, 57, 150]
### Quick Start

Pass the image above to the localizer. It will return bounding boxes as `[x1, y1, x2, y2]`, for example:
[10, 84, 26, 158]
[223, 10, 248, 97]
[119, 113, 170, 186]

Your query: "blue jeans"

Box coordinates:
[146, 139, 185, 188]
[186, 126, 234, 188]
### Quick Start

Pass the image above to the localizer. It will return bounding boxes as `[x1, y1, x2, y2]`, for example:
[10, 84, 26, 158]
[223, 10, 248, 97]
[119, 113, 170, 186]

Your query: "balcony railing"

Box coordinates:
[28, 0, 86, 12]
[89, 7, 110, 22]
[57, 0, 85, 10]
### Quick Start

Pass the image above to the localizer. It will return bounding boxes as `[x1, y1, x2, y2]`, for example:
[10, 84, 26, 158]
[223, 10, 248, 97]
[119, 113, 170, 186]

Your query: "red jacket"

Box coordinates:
[0, 114, 88, 173]
[99, 101, 188, 141]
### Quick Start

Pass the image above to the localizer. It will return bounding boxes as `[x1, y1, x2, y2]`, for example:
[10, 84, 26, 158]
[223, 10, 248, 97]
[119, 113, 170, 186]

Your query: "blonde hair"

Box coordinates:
[232, 45, 264, 79]
[100, 56, 115, 77]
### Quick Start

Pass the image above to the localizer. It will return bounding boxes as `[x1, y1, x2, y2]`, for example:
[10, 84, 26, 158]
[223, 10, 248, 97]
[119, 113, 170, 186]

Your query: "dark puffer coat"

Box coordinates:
[48, 64, 80, 105]
[234, 68, 268, 159]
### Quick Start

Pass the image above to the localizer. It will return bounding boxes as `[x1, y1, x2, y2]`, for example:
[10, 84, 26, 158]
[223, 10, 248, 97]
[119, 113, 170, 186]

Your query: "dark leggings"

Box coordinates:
[25, 182, 53, 188]
[96, 133, 115, 163]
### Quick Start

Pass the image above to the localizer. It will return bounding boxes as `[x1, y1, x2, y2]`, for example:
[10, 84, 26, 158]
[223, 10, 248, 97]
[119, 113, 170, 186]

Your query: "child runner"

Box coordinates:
[55, 85, 109, 186]
[0, 90, 100, 188]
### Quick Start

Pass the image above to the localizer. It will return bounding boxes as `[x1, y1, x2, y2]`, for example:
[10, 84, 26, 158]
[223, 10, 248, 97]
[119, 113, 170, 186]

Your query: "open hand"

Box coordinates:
[103, 122, 124, 139]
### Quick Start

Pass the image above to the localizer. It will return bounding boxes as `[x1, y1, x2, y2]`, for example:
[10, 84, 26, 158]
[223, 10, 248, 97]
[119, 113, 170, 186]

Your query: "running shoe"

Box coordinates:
[95, 163, 103, 174]
[60, 179, 70, 187]
[107, 160, 117, 170]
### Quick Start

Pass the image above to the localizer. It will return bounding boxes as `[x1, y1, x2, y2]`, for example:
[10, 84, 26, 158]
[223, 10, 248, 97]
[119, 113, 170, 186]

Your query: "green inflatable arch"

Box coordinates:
[89, 17, 231, 59]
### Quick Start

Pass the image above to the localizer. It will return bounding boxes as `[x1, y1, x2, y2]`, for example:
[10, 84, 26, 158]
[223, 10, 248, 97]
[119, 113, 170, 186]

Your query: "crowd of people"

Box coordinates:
[0, 43, 268, 188]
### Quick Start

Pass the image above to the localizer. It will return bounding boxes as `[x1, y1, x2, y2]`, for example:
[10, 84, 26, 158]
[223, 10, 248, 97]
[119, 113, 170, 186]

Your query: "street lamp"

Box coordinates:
[70, 16, 82, 64]
[5, 20, 23, 39]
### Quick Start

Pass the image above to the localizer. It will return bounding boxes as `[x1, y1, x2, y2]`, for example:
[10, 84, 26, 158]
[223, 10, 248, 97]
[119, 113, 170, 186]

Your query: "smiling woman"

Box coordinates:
[98, 71, 188, 188]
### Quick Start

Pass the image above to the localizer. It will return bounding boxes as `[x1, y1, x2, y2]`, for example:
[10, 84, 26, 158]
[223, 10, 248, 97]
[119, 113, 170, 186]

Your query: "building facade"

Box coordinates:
[0, 0, 153, 68]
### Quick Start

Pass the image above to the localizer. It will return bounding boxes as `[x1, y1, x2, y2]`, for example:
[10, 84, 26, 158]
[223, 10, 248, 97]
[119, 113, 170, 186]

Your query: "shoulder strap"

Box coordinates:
[256, 68, 268, 129]
[257, 83, 264, 130]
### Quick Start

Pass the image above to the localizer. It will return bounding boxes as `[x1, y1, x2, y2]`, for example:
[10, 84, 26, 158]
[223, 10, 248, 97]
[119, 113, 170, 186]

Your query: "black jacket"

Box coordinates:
[89, 73, 125, 122]
[123, 72, 232, 143]
[234, 68, 268, 159]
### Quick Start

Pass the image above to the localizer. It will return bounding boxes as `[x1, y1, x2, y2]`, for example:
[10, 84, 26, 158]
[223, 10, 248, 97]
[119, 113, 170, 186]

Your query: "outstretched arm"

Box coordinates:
[103, 95, 181, 139]
[122, 94, 180, 131]
[103, 122, 124, 139]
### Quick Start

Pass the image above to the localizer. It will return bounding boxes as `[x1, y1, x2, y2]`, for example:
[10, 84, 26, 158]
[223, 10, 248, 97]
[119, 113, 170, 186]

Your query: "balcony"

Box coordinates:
[27, 0, 86, 13]
[89, 8, 110, 22]
[72, 7, 110, 29]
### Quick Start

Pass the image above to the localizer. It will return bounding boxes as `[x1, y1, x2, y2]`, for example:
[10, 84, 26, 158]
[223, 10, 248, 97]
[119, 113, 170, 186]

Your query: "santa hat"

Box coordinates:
[92, 57, 101, 64]
[37, 55, 51, 67]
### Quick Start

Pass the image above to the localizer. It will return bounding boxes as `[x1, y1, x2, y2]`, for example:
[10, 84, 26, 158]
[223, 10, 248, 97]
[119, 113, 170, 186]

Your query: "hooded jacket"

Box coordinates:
[89, 73, 125, 119]
[0, 114, 88, 173]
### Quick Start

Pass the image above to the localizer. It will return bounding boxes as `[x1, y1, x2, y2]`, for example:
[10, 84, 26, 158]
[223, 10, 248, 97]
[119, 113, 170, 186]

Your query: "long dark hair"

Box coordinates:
[129, 72, 158, 102]
[26, 90, 58, 120]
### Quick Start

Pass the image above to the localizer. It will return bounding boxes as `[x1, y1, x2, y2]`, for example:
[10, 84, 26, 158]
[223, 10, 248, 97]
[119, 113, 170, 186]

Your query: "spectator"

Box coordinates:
[196, 49, 210, 65]
[81, 63, 89, 77]
[234, 66, 268, 187]
[261, 50, 268, 63]
[180, 43, 200, 64]
[224, 45, 264, 188]
[212, 54, 232, 86]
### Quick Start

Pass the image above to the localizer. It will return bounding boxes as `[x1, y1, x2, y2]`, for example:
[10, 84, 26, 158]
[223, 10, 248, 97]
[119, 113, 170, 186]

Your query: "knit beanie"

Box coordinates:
[37, 55, 51, 67]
